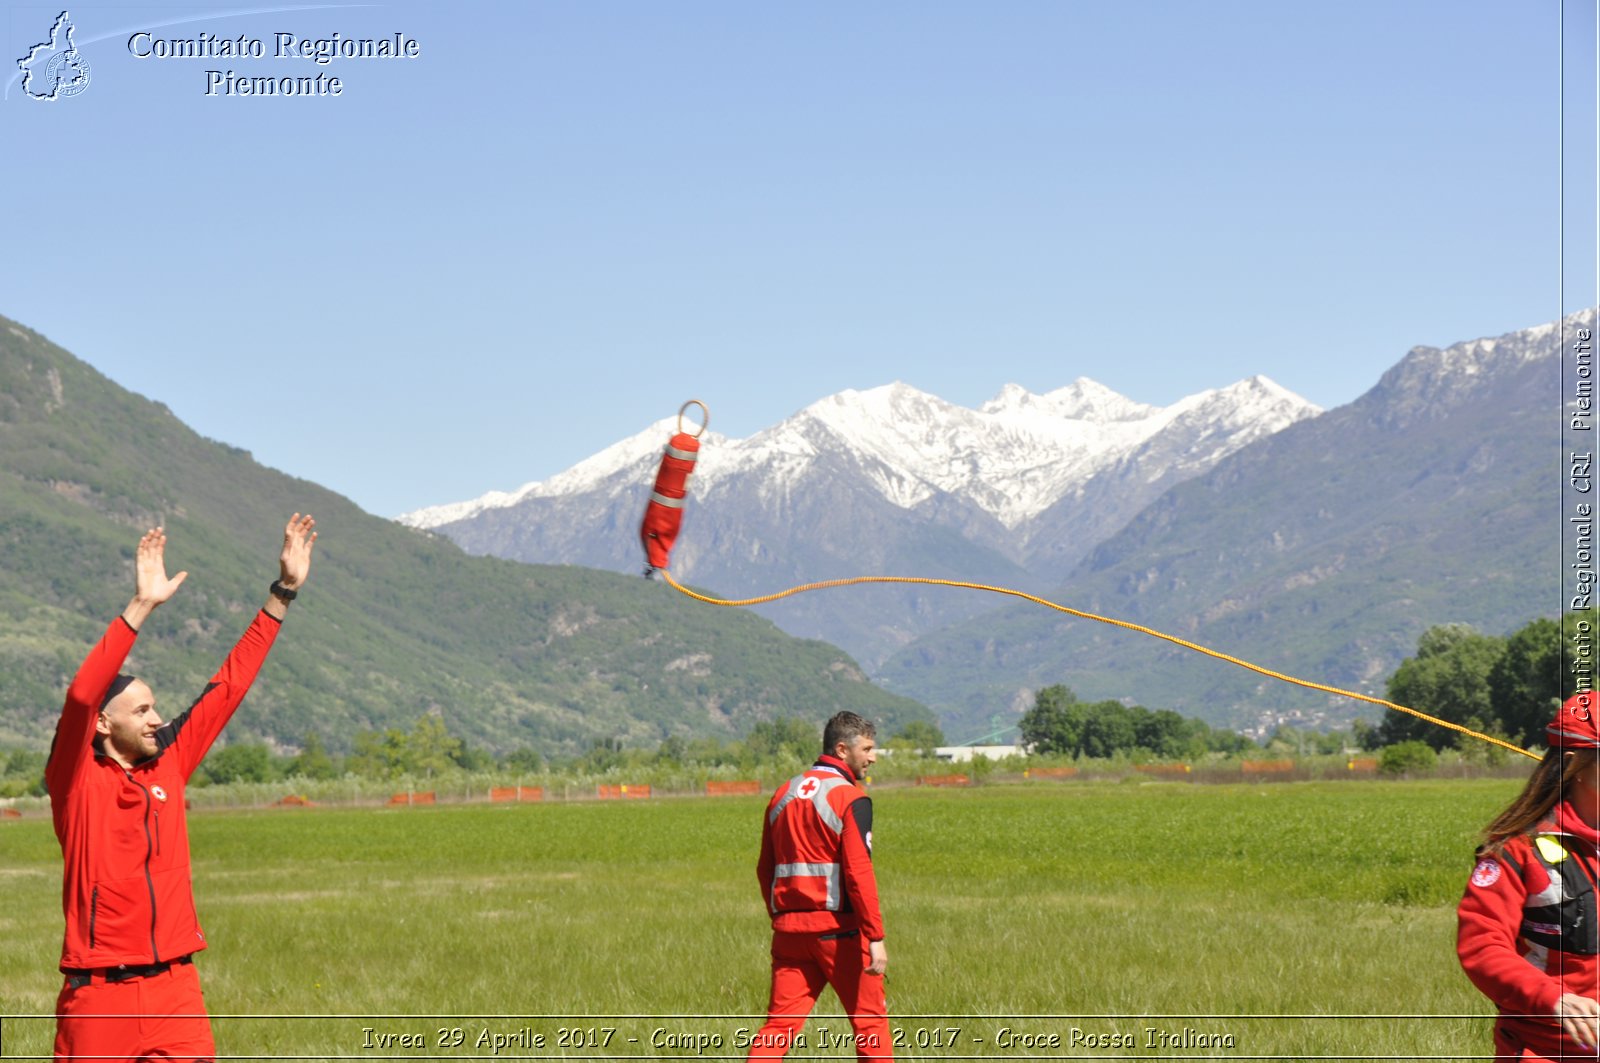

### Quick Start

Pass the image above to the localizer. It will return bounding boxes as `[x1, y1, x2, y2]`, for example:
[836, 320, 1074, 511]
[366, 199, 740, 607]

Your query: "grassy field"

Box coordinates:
[0, 776, 1520, 1059]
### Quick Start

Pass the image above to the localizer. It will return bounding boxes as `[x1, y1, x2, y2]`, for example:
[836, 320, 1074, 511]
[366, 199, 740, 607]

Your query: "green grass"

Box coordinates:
[1, 777, 1517, 1058]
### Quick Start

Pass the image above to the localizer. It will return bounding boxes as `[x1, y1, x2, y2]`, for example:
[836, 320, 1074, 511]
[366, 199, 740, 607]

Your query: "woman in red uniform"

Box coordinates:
[1458, 693, 1600, 1060]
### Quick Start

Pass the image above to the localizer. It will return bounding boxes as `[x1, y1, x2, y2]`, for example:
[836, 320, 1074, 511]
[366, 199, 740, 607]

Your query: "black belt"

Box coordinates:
[63, 954, 192, 989]
[818, 929, 859, 941]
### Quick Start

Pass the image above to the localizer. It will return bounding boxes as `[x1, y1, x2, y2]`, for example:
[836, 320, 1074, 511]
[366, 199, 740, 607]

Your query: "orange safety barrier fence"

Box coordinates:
[271, 794, 313, 807]
[706, 779, 763, 796]
[1024, 765, 1079, 779]
[490, 785, 545, 802]
[1241, 759, 1296, 773]
[1134, 763, 1192, 776]
[1347, 758, 1379, 772]
[917, 774, 971, 787]
[1, 807, 20, 819]
[598, 784, 652, 800]
[388, 791, 436, 806]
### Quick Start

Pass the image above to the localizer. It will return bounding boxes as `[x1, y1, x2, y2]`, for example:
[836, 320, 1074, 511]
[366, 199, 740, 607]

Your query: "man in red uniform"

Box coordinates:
[48, 516, 317, 1063]
[748, 711, 891, 1062]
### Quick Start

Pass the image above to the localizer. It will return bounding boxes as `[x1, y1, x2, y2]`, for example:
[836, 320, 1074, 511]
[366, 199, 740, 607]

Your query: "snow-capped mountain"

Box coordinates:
[880, 310, 1595, 739]
[401, 376, 1320, 668]
[404, 376, 1315, 533]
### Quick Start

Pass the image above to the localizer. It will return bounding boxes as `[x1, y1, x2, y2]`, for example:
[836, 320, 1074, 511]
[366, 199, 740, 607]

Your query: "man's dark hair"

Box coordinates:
[822, 712, 875, 755]
[100, 674, 138, 711]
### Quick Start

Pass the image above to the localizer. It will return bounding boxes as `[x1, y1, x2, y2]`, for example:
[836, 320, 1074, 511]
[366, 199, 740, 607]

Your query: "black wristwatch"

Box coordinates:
[270, 580, 298, 602]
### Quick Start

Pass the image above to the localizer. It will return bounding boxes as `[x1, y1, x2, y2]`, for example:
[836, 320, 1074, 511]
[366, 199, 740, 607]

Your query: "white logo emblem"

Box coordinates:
[1470, 858, 1502, 888]
[797, 778, 820, 799]
[150, 785, 168, 802]
[17, 11, 92, 101]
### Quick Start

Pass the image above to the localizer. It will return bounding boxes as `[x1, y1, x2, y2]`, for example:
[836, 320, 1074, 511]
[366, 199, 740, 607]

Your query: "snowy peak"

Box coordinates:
[402, 375, 1322, 532]
[982, 378, 1156, 423]
[400, 418, 729, 528]
[1364, 309, 1598, 427]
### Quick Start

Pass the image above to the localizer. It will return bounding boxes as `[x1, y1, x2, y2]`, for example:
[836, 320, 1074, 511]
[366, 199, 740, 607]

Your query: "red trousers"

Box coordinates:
[747, 930, 891, 1062]
[1493, 1017, 1600, 1060]
[54, 959, 214, 1062]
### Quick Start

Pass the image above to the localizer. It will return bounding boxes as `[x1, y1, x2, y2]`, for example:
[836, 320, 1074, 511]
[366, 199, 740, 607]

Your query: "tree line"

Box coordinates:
[0, 714, 954, 797]
[1011, 612, 1588, 761]
[1, 609, 1578, 798]
[1017, 685, 1260, 759]
[1370, 612, 1592, 752]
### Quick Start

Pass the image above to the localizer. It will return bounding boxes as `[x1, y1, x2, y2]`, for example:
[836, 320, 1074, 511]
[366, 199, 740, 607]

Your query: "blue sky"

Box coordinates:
[4, 1, 1595, 517]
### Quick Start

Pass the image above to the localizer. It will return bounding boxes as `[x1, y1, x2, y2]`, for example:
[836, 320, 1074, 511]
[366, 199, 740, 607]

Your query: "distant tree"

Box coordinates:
[450, 741, 494, 773]
[1379, 740, 1438, 776]
[199, 743, 274, 786]
[1379, 624, 1507, 751]
[1352, 718, 1381, 752]
[502, 748, 543, 774]
[745, 718, 818, 761]
[1205, 727, 1256, 755]
[1135, 708, 1194, 759]
[407, 714, 463, 778]
[686, 736, 736, 767]
[0, 748, 47, 797]
[289, 732, 338, 780]
[891, 720, 945, 756]
[348, 727, 410, 780]
[1019, 685, 1083, 755]
[1489, 617, 1561, 748]
[655, 735, 688, 766]
[1077, 700, 1137, 759]
[580, 736, 626, 773]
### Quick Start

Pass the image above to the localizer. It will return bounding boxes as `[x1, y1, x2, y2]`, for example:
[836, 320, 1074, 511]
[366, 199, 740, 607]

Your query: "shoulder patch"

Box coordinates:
[1471, 858, 1503, 888]
[1536, 835, 1569, 864]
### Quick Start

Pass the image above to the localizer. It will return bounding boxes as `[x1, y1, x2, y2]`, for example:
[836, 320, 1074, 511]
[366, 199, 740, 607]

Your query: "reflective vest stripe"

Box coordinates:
[768, 773, 851, 833]
[650, 491, 687, 509]
[772, 862, 842, 911]
[665, 444, 698, 462]
[1518, 830, 1600, 955]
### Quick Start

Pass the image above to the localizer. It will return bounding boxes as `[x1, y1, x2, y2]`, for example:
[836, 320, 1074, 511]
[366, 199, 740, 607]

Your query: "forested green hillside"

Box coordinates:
[0, 316, 931, 754]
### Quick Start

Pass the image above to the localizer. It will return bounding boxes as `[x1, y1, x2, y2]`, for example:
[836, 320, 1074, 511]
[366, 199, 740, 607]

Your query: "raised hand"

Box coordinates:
[134, 527, 188, 605]
[121, 527, 187, 630]
[277, 513, 317, 591]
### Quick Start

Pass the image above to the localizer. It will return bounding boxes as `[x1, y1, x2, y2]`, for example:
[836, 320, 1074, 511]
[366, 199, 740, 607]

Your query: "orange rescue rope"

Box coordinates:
[659, 568, 1538, 761]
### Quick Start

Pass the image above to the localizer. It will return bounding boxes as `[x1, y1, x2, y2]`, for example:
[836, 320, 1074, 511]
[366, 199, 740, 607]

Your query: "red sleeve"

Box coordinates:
[1457, 846, 1563, 1018]
[159, 610, 283, 779]
[46, 617, 139, 794]
[757, 797, 777, 911]
[840, 798, 884, 941]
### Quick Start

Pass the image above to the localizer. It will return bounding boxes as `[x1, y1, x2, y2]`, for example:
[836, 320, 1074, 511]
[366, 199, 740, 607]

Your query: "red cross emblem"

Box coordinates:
[797, 778, 820, 799]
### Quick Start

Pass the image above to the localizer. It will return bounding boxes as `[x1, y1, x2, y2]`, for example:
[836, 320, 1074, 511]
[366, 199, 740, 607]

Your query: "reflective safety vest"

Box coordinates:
[1505, 830, 1600, 956]
[765, 766, 863, 918]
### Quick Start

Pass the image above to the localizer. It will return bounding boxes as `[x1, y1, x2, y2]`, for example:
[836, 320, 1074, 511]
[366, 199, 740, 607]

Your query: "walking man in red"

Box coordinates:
[748, 711, 892, 1061]
[48, 516, 317, 1063]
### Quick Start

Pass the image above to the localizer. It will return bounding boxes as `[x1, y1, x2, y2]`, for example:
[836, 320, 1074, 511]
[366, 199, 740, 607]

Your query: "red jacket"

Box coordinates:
[757, 754, 884, 940]
[46, 611, 282, 971]
[1457, 802, 1600, 1058]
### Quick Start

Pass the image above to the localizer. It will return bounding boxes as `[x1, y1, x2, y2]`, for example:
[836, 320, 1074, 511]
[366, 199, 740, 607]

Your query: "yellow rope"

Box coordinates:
[659, 568, 1538, 761]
